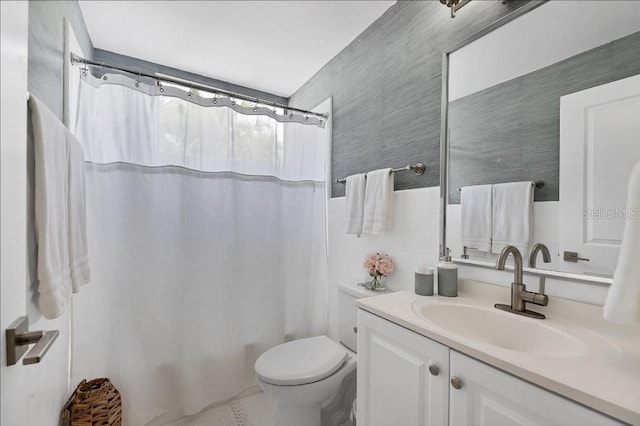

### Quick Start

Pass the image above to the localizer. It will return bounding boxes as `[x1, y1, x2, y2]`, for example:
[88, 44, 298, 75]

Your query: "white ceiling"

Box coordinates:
[78, 1, 395, 98]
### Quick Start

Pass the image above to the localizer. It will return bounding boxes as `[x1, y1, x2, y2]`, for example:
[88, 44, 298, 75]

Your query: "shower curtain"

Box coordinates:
[71, 80, 329, 425]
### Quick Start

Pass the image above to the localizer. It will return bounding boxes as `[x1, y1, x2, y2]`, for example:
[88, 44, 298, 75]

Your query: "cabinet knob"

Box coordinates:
[451, 376, 463, 390]
[353, 326, 358, 334]
[428, 364, 440, 376]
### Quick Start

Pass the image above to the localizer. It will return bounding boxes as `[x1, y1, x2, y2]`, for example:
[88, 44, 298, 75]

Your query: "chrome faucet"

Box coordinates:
[529, 243, 551, 295]
[495, 245, 548, 319]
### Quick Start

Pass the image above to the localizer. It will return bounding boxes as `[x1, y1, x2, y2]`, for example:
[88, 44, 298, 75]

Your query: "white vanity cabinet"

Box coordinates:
[357, 309, 449, 426]
[449, 351, 621, 426]
[357, 309, 623, 426]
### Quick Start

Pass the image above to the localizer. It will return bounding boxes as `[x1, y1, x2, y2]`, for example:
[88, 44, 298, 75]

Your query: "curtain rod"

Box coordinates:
[70, 53, 328, 120]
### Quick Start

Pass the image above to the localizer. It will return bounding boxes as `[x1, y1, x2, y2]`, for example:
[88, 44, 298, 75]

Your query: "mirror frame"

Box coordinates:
[437, 0, 613, 286]
[438, 0, 545, 258]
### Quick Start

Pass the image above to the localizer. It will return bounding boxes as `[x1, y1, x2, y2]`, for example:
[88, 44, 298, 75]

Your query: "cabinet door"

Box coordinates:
[449, 351, 622, 426]
[357, 310, 449, 426]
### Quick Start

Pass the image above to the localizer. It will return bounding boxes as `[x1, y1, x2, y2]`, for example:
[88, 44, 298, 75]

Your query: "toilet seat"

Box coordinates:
[255, 336, 348, 386]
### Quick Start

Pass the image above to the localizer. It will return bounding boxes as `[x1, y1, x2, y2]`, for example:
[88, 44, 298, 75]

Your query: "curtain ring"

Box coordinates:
[253, 98, 259, 112]
[212, 94, 217, 104]
[135, 71, 140, 88]
[157, 80, 164, 93]
[101, 63, 107, 80]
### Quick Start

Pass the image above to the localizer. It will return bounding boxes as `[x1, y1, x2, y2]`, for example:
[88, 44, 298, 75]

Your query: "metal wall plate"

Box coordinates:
[6, 316, 29, 366]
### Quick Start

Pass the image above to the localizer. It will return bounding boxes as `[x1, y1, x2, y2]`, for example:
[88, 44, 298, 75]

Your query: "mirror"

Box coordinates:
[440, 1, 640, 278]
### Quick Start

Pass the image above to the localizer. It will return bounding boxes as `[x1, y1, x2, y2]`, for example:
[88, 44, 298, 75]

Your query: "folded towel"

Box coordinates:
[344, 173, 366, 234]
[30, 95, 90, 319]
[491, 181, 534, 255]
[362, 168, 394, 234]
[460, 184, 493, 252]
[604, 161, 640, 323]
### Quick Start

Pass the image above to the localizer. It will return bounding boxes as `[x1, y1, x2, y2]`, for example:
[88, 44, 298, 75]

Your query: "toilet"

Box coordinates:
[254, 281, 377, 426]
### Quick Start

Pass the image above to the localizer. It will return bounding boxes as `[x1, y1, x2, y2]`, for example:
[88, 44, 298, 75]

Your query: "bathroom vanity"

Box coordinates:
[355, 281, 639, 425]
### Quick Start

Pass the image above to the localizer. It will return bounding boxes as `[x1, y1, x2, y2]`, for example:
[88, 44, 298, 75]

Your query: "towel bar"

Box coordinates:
[336, 162, 425, 184]
[456, 180, 545, 191]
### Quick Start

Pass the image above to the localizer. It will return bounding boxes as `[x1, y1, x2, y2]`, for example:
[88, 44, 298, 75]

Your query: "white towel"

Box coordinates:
[491, 181, 534, 255]
[30, 95, 90, 319]
[362, 168, 394, 234]
[67, 138, 91, 292]
[460, 184, 493, 252]
[604, 162, 640, 323]
[344, 173, 366, 234]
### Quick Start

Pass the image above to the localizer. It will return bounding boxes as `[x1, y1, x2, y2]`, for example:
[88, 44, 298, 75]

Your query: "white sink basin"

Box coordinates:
[412, 303, 586, 358]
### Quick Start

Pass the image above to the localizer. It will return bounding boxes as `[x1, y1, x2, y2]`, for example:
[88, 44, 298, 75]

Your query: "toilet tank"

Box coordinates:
[337, 281, 378, 352]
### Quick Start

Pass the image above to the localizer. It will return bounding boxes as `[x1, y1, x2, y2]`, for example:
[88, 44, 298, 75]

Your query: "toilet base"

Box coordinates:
[274, 401, 321, 426]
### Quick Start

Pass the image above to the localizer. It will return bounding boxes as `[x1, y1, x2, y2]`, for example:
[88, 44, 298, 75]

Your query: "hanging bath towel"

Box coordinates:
[460, 184, 493, 252]
[344, 173, 366, 234]
[491, 181, 534, 255]
[30, 95, 90, 319]
[362, 168, 394, 234]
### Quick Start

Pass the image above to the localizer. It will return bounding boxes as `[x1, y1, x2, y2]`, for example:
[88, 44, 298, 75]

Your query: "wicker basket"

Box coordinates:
[60, 378, 122, 426]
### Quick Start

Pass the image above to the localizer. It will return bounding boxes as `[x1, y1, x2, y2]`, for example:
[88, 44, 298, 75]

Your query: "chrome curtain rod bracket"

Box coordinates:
[336, 162, 425, 184]
[456, 180, 545, 191]
[440, 0, 471, 18]
[69, 52, 328, 121]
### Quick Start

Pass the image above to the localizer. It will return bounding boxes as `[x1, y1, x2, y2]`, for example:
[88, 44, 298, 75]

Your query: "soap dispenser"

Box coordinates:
[437, 248, 458, 297]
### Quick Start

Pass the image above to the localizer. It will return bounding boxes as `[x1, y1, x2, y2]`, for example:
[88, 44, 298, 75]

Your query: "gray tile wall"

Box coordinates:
[288, 0, 531, 198]
[448, 31, 640, 204]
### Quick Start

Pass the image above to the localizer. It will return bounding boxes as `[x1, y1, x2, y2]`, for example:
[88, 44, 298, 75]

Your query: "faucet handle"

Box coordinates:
[532, 292, 548, 306]
[522, 291, 548, 307]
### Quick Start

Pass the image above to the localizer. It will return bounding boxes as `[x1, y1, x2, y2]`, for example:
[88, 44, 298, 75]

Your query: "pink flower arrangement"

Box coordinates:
[364, 253, 394, 291]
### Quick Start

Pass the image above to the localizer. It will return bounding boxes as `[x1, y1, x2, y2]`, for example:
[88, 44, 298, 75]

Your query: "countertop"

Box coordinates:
[355, 280, 640, 424]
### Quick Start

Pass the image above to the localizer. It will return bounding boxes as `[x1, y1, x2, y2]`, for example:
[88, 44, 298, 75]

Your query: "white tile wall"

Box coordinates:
[326, 187, 441, 340]
[446, 201, 560, 270]
[326, 188, 611, 341]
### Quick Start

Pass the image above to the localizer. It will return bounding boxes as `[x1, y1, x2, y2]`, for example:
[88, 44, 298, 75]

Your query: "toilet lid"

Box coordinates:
[255, 336, 348, 386]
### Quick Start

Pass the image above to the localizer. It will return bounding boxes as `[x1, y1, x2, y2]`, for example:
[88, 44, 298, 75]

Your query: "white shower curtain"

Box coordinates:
[71, 80, 329, 425]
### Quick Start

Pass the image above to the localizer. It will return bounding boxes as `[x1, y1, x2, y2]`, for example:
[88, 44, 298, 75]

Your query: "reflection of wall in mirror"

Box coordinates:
[445, 0, 640, 275]
[448, 31, 640, 204]
[447, 34, 640, 272]
[449, 1, 640, 102]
